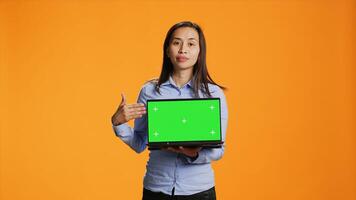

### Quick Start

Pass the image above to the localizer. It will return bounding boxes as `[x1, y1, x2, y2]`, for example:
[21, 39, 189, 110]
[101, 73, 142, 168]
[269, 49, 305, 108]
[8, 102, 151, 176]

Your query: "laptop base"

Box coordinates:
[148, 144, 222, 151]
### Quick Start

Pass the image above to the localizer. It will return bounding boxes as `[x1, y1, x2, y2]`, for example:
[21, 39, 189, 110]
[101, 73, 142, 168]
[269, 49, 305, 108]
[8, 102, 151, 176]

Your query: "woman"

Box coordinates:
[111, 21, 228, 200]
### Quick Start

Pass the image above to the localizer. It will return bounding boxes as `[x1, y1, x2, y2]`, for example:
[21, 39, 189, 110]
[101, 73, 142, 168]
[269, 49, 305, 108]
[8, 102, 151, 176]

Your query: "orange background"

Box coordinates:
[1, 0, 355, 199]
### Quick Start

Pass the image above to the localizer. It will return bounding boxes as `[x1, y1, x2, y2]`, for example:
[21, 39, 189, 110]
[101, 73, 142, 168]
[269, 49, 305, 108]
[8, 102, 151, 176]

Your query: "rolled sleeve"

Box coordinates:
[112, 123, 132, 138]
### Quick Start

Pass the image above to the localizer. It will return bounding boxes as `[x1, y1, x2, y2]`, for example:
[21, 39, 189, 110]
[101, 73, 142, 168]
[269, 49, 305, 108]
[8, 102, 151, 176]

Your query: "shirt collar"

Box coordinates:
[161, 75, 193, 89]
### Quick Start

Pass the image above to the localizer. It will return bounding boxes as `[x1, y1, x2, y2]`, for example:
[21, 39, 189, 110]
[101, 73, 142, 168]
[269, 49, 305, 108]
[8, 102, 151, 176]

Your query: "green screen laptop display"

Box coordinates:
[147, 98, 221, 145]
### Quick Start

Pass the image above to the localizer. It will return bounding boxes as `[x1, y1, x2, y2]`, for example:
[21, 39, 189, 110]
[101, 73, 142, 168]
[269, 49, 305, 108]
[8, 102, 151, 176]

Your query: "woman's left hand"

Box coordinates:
[165, 146, 202, 158]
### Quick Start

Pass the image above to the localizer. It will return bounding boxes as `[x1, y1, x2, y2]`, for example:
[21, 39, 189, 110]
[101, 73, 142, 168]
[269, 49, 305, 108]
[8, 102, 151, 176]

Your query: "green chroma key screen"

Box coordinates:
[147, 98, 221, 143]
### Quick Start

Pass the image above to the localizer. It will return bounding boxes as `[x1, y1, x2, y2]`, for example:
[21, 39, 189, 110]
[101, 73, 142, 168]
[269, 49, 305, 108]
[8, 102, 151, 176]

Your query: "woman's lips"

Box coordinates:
[176, 56, 188, 62]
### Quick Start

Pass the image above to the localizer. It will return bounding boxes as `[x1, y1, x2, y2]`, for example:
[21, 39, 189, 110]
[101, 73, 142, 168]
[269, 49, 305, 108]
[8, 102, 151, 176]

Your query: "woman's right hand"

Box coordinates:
[111, 93, 146, 126]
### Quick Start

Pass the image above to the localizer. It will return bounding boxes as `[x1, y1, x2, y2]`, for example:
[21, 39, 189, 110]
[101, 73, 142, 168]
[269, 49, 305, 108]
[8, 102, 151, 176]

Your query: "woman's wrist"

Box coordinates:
[111, 117, 122, 126]
[188, 152, 199, 160]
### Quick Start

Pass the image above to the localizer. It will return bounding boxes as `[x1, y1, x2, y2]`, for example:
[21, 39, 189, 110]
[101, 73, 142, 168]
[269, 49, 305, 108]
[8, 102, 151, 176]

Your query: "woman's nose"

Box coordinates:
[178, 49, 186, 54]
[178, 44, 188, 54]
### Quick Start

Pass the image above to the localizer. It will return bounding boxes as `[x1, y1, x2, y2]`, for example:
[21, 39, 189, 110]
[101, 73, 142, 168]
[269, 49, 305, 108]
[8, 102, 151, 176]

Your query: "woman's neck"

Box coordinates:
[172, 69, 193, 88]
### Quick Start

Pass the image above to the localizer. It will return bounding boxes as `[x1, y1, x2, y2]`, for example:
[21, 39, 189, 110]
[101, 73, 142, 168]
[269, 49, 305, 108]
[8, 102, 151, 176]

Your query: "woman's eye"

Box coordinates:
[189, 43, 195, 46]
[173, 41, 180, 45]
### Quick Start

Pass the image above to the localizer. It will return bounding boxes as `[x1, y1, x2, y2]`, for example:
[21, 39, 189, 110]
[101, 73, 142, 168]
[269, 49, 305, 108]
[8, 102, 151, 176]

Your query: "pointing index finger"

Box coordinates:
[127, 103, 146, 109]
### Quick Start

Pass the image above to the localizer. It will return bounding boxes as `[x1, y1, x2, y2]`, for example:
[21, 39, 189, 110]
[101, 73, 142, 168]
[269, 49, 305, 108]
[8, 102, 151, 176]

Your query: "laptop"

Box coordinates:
[146, 98, 223, 150]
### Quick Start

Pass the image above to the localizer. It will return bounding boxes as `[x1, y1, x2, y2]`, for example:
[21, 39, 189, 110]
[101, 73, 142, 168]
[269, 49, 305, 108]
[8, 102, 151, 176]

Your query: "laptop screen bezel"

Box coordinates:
[146, 98, 222, 146]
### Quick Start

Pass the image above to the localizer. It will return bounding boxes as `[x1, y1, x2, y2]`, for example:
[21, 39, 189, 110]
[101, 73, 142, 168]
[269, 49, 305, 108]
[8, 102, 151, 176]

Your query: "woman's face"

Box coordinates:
[167, 27, 200, 71]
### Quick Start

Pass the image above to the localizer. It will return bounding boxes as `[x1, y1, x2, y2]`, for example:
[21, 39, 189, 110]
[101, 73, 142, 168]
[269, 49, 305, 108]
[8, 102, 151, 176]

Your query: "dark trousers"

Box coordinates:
[142, 187, 216, 200]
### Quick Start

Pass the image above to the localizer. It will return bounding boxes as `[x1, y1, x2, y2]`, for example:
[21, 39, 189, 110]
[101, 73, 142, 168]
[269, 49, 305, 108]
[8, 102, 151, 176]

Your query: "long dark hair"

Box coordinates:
[154, 21, 226, 97]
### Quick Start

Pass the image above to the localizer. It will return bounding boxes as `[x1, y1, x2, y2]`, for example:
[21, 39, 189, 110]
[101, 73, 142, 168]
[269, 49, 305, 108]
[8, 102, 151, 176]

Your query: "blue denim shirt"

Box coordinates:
[112, 75, 228, 195]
